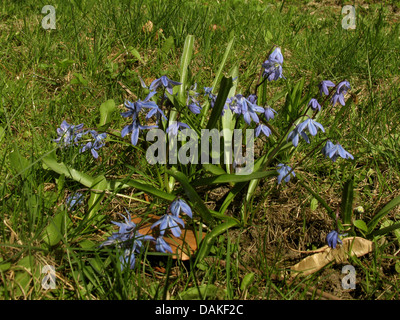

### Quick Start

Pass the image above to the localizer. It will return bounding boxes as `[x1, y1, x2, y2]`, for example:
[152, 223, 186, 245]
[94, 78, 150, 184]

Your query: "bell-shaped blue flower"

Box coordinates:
[297, 118, 325, 136]
[170, 198, 193, 219]
[318, 80, 335, 97]
[155, 236, 173, 254]
[262, 47, 284, 81]
[287, 125, 310, 147]
[326, 230, 342, 249]
[149, 75, 182, 95]
[322, 140, 354, 162]
[150, 214, 185, 238]
[264, 106, 277, 121]
[166, 121, 190, 137]
[255, 123, 271, 138]
[276, 163, 295, 184]
[331, 80, 351, 106]
[308, 98, 321, 112]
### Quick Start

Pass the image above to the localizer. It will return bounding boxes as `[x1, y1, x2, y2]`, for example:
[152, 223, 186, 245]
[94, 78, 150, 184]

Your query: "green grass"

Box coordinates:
[1, 0, 400, 300]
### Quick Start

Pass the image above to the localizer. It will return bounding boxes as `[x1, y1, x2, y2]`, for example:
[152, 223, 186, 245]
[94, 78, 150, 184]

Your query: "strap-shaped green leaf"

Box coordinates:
[206, 76, 233, 130]
[367, 195, 400, 232]
[191, 170, 276, 187]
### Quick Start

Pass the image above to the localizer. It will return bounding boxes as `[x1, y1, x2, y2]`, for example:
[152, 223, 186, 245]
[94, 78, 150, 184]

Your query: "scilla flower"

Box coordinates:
[308, 98, 321, 112]
[149, 75, 182, 95]
[170, 198, 193, 219]
[326, 230, 342, 249]
[318, 80, 335, 97]
[322, 140, 354, 162]
[276, 163, 295, 184]
[297, 118, 325, 137]
[331, 80, 351, 106]
[262, 47, 284, 81]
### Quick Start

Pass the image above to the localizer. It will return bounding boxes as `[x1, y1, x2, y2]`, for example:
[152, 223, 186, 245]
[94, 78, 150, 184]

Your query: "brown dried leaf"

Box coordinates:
[142, 20, 153, 33]
[290, 237, 374, 278]
[132, 214, 205, 260]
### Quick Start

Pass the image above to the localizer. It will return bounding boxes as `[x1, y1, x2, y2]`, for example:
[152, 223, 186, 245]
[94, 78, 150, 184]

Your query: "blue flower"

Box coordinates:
[66, 192, 84, 211]
[149, 75, 182, 95]
[120, 248, 136, 270]
[204, 87, 215, 99]
[151, 214, 185, 238]
[331, 80, 351, 106]
[100, 211, 154, 248]
[229, 94, 264, 125]
[247, 94, 258, 104]
[326, 230, 342, 249]
[264, 106, 277, 121]
[228, 95, 245, 115]
[155, 236, 173, 254]
[318, 80, 335, 97]
[297, 118, 325, 136]
[121, 119, 157, 146]
[322, 140, 354, 162]
[204, 87, 218, 109]
[170, 198, 193, 219]
[262, 47, 284, 81]
[255, 123, 271, 138]
[242, 99, 265, 125]
[80, 130, 107, 159]
[100, 211, 155, 270]
[122, 91, 158, 120]
[54, 120, 84, 147]
[308, 98, 321, 112]
[166, 121, 190, 137]
[287, 125, 310, 147]
[276, 163, 295, 184]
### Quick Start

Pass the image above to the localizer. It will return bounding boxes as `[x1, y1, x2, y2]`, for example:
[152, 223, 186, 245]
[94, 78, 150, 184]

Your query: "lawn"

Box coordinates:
[1, 0, 400, 301]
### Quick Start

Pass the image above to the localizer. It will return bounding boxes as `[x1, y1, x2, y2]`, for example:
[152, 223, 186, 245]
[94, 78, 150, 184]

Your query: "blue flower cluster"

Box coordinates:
[121, 75, 207, 144]
[53, 120, 107, 159]
[279, 77, 354, 184]
[100, 198, 192, 270]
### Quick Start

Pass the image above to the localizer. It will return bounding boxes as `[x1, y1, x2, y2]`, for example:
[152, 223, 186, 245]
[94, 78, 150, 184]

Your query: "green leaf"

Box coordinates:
[128, 47, 145, 64]
[42, 154, 95, 188]
[367, 195, 400, 232]
[178, 34, 194, 102]
[200, 36, 235, 127]
[341, 175, 354, 225]
[88, 175, 108, 219]
[195, 219, 239, 263]
[161, 36, 175, 55]
[0, 126, 5, 143]
[297, 178, 335, 220]
[371, 220, 400, 238]
[125, 179, 175, 202]
[178, 284, 225, 300]
[0, 257, 11, 272]
[310, 197, 319, 211]
[211, 36, 235, 93]
[206, 76, 233, 130]
[9, 145, 30, 178]
[71, 73, 88, 86]
[353, 219, 368, 233]
[202, 164, 226, 176]
[219, 182, 247, 215]
[41, 211, 71, 246]
[99, 99, 116, 127]
[192, 170, 276, 187]
[240, 272, 255, 291]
